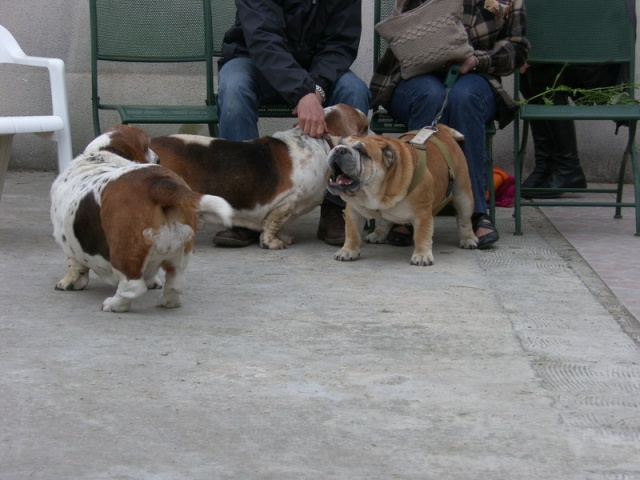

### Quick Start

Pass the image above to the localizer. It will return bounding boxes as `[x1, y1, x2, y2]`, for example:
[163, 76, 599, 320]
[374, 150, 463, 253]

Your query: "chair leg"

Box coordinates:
[513, 119, 529, 235]
[55, 129, 73, 173]
[486, 132, 495, 223]
[614, 140, 630, 219]
[0, 134, 14, 201]
[628, 123, 640, 236]
[633, 147, 640, 237]
[615, 123, 640, 235]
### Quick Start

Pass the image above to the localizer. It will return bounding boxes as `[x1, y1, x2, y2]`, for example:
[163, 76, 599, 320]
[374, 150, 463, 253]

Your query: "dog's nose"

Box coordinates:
[334, 146, 348, 155]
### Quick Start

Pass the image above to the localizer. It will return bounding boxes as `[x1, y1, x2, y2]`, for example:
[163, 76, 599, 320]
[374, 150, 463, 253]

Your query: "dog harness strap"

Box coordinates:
[407, 148, 427, 194]
[402, 132, 456, 213]
[322, 134, 335, 149]
[401, 130, 427, 194]
[429, 136, 456, 215]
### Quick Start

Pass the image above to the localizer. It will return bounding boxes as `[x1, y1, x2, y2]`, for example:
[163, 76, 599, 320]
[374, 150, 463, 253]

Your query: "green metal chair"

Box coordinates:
[211, 0, 296, 120]
[371, 0, 497, 222]
[90, 0, 218, 136]
[513, 0, 640, 236]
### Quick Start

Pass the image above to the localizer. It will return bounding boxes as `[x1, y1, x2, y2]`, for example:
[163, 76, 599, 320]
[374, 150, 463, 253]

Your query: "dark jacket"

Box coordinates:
[220, 0, 362, 106]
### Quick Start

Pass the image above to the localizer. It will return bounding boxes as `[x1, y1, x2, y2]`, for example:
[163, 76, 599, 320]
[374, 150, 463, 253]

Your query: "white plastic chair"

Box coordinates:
[0, 25, 72, 199]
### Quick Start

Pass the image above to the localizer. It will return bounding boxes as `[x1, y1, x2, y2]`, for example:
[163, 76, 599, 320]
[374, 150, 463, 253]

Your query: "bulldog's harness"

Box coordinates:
[400, 128, 456, 215]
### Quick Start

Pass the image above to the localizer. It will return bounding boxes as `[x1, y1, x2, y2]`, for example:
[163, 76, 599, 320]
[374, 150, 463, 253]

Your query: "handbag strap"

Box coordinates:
[431, 63, 460, 128]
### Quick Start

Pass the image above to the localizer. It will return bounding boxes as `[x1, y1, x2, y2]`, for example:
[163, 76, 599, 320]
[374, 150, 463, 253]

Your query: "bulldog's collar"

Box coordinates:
[322, 134, 335, 149]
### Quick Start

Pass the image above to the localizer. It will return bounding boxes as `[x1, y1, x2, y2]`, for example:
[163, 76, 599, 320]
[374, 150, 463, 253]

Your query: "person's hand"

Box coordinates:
[459, 55, 479, 74]
[519, 63, 531, 74]
[292, 92, 327, 137]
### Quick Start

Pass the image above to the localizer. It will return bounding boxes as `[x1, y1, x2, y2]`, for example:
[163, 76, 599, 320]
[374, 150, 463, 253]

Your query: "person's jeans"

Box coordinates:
[387, 72, 497, 214]
[217, 56, 371, 207]
[218, 57, 370, 140]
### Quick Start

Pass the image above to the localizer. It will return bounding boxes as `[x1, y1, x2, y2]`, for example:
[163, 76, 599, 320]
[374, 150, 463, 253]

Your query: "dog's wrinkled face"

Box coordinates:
[327, 136, 397, 197]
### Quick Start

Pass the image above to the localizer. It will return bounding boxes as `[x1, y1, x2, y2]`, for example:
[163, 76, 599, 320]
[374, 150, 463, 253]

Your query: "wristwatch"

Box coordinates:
[315, 84, 326, 104]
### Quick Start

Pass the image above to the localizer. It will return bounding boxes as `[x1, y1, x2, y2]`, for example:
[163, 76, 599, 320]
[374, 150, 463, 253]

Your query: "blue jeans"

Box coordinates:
[218, 57, 371, 207]
[387, 72, 497, 214]
[218, 57, 370, 140]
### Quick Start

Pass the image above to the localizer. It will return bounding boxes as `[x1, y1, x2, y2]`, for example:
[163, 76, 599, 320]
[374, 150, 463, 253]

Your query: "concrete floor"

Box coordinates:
[1, 171, 639, 480]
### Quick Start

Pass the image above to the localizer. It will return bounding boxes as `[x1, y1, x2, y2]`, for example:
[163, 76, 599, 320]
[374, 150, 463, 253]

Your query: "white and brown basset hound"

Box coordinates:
[150, 104, 371, 249]
[50, 124, 232, 312]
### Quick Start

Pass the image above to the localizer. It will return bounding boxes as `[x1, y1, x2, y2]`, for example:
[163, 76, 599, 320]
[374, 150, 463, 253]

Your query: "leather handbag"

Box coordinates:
[375, 0, 473, 79]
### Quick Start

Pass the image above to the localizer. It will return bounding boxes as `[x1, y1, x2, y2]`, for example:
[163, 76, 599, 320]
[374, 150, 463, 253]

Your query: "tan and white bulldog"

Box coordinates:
[326, 125, 478, 266]
[150, 104, 370, 250]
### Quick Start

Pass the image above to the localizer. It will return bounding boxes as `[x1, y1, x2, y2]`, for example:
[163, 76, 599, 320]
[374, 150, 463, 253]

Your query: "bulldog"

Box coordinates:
[326, 125, 478, 266]
[150, 104, 370, 250]
[50, 125, 232, 312]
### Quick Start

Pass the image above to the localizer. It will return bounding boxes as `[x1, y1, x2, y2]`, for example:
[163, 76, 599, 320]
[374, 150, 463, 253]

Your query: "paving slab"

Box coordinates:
[1, 171, 639, 480]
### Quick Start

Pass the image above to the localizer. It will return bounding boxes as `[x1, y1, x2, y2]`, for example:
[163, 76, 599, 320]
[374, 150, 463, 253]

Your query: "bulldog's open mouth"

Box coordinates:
[327, 144, 364, 195]
[328, 163, 360, 194]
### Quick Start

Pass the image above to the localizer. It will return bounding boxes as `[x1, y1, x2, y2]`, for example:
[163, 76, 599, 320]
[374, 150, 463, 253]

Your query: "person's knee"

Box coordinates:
[448, 87, 479, 108]
[331, 72, 371, 113]
[449, 77, 494, 111]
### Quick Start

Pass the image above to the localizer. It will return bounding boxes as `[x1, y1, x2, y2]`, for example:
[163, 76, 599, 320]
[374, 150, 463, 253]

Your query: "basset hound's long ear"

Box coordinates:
[325, 103, 371, 138]
[104, 125, 153, 163]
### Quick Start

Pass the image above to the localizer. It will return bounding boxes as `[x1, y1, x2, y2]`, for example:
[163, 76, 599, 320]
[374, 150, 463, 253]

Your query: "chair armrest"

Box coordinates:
[0, 116, 65, 135]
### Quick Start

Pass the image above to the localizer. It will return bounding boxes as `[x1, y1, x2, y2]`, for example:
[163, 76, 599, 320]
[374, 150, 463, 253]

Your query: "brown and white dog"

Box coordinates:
[50, 125, 232, 312]
[326, 126, 478, 266]
[150, 104, 370, 249]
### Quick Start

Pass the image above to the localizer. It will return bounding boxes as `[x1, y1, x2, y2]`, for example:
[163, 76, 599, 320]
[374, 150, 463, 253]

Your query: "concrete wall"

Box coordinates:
[0, 0, 637, 181]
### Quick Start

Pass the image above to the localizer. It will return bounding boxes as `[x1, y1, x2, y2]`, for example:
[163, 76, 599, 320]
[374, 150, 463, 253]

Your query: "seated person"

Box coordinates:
[214, 0, 371, 247]
[370, 0, 529, 249]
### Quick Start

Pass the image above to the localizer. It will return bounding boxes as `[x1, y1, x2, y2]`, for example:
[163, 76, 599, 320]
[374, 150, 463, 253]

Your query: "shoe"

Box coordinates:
[317, 200, 345, 246]
[524, 167, 587, 199]
[212, 227, 259, 247]
[472, 213, 499, 249]
[521, 169, 551, 189]
[523, 118, 586, 199]
[387, 224, 413, 246]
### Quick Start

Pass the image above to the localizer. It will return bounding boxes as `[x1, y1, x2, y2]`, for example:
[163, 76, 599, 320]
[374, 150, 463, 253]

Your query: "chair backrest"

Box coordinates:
[525, 0, 635, 66]
[89, 0, 215, 112]
[210, 0, 237, 58]
[90, 0, 213, 62]
[374, 0, 395, 68]
[0, 24, 26, 62]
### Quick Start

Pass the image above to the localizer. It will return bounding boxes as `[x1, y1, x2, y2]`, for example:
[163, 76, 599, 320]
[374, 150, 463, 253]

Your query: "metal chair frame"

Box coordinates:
[90, 0, 218, 136]
[513, 0, 640, 236]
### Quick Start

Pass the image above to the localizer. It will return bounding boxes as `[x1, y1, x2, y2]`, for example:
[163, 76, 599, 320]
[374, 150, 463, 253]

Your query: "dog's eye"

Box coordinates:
[354, 143, 370, 159]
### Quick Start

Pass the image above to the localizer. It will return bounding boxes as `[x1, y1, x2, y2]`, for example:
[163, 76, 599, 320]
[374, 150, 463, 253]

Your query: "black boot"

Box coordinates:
[522, 120, 554, 189]
[527, 119, 586, 198]
[317, 200, 345, 246]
